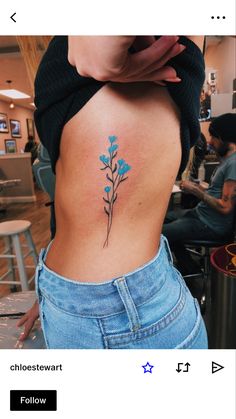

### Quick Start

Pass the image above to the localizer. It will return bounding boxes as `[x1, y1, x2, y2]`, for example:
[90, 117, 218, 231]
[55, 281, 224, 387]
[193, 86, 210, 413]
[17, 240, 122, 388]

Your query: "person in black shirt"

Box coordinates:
[24, 136, 38, 164]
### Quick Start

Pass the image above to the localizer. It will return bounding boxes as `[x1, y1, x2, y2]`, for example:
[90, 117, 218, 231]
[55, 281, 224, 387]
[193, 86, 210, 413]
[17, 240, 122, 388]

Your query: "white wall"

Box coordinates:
[205, 37, 236, 94]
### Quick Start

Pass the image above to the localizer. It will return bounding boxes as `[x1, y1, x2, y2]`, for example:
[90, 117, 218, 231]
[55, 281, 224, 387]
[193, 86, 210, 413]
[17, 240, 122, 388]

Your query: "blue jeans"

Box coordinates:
[35, 235, 208, 349]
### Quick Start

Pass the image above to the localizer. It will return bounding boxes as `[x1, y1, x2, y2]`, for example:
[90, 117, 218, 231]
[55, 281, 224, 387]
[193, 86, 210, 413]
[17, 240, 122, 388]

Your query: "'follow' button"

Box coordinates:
[10, 390, 57, 411]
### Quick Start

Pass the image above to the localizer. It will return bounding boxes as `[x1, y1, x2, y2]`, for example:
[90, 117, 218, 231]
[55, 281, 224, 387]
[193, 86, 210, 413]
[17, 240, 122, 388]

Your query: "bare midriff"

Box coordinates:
[45, 82, 181, 281]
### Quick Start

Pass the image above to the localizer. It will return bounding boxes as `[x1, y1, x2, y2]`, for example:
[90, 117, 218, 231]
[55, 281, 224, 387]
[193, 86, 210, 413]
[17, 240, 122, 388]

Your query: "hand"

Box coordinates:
[180, 180, 204, 199]
[16, 300, 39, 341]
[68, 36, 185, 84]
[180, 180, 197, 194]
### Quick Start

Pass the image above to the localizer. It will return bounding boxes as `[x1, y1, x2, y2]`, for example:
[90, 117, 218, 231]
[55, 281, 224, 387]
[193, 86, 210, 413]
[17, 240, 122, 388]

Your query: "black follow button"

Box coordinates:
[10, 390, 57, 411]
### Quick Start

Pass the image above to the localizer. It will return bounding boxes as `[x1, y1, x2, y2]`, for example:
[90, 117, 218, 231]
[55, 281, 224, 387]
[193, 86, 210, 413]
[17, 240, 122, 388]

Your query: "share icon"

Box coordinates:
[212, 361, 224, 374]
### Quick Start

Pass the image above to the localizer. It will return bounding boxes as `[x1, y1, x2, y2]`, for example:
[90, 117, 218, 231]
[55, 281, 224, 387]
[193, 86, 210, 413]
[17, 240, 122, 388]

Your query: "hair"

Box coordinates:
[209, 113, 236, 144]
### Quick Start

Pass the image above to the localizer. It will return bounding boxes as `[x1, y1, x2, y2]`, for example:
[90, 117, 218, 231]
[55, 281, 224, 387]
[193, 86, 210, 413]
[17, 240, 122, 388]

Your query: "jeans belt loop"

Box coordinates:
[37, 248, 45, 270]
[35, 249, 45, 299]
[113, 277, 141, 333]
[162, 234, 173, 264]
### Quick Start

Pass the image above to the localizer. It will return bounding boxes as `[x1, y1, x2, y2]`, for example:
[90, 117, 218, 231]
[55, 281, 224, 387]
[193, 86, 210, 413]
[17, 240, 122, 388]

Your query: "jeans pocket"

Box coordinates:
[103, 284, 187, 349]
[38, 293, 91, 349]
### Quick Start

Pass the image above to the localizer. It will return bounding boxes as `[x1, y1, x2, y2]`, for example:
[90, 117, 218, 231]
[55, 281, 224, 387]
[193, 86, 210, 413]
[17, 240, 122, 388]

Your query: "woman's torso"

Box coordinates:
[45, 82, 181, 281]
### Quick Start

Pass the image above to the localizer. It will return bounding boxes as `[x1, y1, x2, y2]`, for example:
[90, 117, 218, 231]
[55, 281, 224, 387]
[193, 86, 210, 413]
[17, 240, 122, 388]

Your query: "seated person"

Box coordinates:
[181, 132, 207, 209]
[24, 136, 38, 164]
[190, 132, 207, 180]
[32, 144, 56, 238]
[163, 113, 236, 275]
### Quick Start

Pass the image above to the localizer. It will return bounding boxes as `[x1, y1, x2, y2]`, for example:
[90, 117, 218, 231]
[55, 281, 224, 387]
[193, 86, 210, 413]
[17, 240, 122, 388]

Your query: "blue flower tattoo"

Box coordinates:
[100, 135, 131, 247]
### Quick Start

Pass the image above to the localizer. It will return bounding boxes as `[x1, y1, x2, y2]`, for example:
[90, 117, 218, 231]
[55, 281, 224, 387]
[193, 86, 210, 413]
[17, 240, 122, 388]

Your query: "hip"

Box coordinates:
[35, 235, 208, 349]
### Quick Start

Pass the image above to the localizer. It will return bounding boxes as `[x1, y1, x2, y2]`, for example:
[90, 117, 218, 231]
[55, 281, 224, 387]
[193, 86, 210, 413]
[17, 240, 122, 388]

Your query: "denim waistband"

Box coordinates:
[36, 235, 174, 317]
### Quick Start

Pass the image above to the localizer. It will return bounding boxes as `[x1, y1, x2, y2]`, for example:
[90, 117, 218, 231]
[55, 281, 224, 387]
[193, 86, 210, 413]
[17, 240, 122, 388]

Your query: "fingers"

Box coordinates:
[154, 81, 167, 86]
[144, 65, 179, 81]
[17, 317, 36, 341]
[120, 65, 181, 83]
[132, 36, 156, 52]
[144, 67, 178, 82]
[130, 36, 180, 73]
[16, 303, 39, 341]
[151, 42, 186, 70]
[16, 314, 28, 328]
[116, 37, 185, 83]
[69, 35, 186, 84]
[165, 77, 182, 82]
[140, 36, 180, 65]
[133, 43, 185, 79]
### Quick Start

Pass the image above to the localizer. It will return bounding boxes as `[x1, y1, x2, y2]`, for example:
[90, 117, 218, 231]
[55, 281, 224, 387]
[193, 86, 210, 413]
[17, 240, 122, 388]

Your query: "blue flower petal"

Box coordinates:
[108, 144, 118, 153]
[118, 159, 125, 166]
[104, 186, 111, 193]
[99, 155, 110, 164]
[108, 136, 117, 144]
[118, 163, 131, 175]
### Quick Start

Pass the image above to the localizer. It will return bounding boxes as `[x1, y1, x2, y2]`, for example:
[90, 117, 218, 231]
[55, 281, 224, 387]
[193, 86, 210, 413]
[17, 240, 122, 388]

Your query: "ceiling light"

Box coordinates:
[0, 89, 30, 99]
[9, 102, 15, 109]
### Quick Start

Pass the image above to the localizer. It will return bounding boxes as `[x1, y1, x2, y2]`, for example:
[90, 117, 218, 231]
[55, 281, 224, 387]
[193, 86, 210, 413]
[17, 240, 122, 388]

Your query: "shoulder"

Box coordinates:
[223, 154, 236, 181]
[225, 153, 236, 167]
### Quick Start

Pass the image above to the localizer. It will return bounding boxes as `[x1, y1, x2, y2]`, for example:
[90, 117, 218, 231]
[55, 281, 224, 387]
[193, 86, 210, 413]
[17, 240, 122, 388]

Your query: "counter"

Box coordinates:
[0, 153, 36, 203]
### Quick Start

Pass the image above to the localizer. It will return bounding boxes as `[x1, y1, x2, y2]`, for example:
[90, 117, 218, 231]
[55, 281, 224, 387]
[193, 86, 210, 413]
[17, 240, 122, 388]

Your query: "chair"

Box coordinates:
[183, 203, 236, 312]
[184, 233, 234, 313]
[204, 161, 219, 183]
[0, 220, 38, 291]
[0, 179, 21, 213]
[33, 144, 56, 238]
[32, 144, 55, 201]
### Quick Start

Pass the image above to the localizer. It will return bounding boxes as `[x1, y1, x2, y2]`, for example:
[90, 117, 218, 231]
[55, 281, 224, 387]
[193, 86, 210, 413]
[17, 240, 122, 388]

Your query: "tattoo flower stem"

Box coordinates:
[99, 136, 131, 247]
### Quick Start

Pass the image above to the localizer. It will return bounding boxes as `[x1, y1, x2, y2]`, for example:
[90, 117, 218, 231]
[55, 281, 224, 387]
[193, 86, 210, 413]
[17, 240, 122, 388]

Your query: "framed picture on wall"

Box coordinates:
[5, 139, 17, 153]
[0, 113, 9, 133]
[10, 119, 21, 138]
[26, 118, 35, 139]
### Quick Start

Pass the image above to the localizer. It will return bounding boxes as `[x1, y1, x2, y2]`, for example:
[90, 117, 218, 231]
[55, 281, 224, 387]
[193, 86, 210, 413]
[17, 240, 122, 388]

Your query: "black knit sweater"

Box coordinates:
[34, 36, 205, 174]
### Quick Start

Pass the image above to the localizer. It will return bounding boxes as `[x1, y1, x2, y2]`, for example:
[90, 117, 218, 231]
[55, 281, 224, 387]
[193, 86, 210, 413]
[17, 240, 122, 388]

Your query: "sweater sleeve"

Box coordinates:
[166, 36, 205, 173]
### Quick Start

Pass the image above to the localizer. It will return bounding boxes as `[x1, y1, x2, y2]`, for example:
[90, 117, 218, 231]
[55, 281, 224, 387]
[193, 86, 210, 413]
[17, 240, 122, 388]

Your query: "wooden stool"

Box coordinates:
[0, 220, 38, 291]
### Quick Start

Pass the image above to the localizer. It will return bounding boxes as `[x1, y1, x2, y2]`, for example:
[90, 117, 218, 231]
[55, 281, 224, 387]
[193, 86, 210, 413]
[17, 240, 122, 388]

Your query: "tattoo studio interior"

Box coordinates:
[0, 35, 236, 349]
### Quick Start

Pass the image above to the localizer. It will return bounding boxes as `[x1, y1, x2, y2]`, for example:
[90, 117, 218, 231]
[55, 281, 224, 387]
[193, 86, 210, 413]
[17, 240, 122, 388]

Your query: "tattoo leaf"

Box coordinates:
[103, 197, 110, 204]
[112, 152, 117, 160]
[112, 163, 117, 174]
[113, 193, 118, 203]
[120, 176, 128, 183]
[106, 174, 113, 182]
[104, 206, 109, 216]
